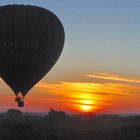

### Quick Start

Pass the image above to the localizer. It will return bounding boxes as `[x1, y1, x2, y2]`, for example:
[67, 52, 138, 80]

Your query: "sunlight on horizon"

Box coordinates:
[1, 72, 140, 113]
[31, 72, 140, 113]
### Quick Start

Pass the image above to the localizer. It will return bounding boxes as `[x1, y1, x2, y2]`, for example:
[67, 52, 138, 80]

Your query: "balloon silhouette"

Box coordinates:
[0, 5, 65, 106]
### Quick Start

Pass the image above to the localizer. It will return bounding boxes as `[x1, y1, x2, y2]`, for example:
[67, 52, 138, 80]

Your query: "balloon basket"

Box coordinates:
[15, 96, 24, 107]
[18, 100, 24, 107]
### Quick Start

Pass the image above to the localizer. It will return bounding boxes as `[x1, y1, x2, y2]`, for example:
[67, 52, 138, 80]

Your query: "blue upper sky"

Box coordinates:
[0, 0, 140, 81]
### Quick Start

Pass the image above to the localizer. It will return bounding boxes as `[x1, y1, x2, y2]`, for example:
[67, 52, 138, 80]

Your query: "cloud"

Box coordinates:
[86, 72, 140, 84]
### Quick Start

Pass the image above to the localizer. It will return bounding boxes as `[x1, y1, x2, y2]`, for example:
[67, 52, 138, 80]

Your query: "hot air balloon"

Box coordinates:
[0, 5, 65, 107]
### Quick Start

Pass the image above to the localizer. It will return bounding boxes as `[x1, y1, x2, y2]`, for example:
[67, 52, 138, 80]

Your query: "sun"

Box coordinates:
[80, 100, 93, 112]
[82, 104, 92, 112]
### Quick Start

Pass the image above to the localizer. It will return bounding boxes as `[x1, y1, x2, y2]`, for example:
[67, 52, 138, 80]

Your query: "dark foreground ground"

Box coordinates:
[0, 109, 140, 140]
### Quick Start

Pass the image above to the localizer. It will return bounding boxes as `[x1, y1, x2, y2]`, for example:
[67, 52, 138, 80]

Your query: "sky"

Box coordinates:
[0, 0, 140, 113]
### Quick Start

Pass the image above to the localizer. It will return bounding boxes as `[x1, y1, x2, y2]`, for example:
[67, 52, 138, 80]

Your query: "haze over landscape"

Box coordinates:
[0, 0, 140, 114]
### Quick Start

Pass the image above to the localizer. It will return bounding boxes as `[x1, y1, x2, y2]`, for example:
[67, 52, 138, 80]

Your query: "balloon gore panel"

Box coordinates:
[0, 5, 65, 97]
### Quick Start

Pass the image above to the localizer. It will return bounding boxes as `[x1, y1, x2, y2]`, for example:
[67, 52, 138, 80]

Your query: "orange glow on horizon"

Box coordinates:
[1, 72, 140, 113]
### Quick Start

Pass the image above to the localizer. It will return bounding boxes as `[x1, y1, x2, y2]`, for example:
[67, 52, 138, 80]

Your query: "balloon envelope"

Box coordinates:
[0, 5, 65, 97]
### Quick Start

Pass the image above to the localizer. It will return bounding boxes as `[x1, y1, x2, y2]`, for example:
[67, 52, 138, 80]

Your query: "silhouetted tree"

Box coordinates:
[0, 109, 140, 140]
[46, 109, 66, 122]
[6, 109, 23, 119]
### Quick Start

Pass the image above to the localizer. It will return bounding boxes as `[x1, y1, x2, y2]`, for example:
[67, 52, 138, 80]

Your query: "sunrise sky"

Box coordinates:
[1, 0, 140, 114]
